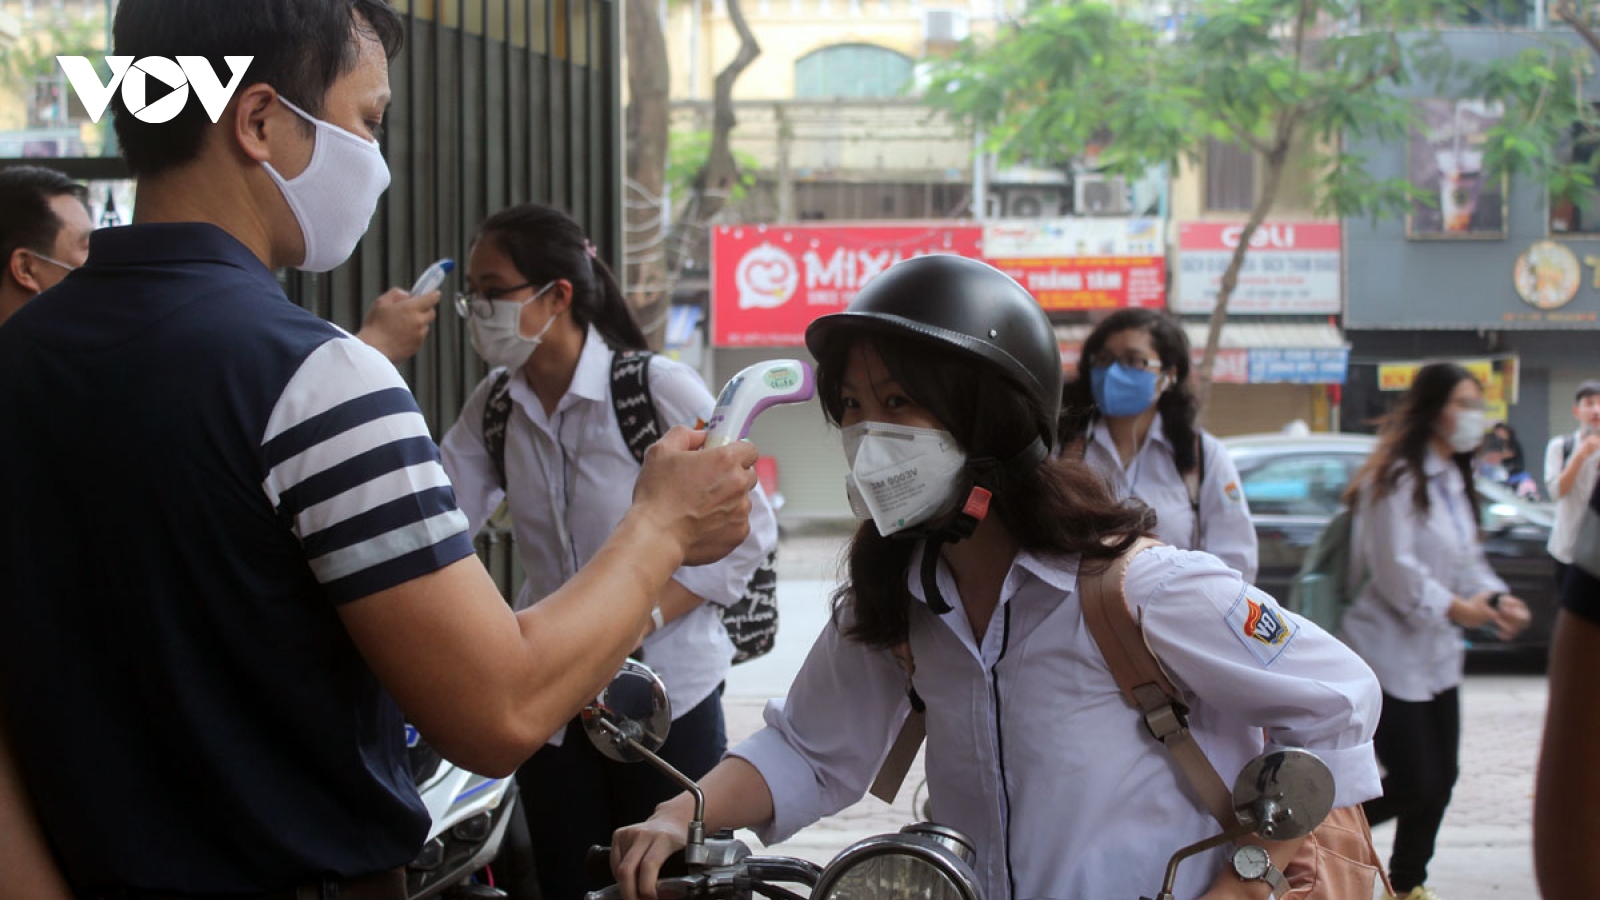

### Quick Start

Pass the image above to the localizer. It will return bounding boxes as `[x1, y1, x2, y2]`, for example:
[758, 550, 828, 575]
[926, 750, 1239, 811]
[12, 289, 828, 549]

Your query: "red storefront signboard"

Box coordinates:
[1175, 222, 1342, 315]
[712, 222, 1168, 347]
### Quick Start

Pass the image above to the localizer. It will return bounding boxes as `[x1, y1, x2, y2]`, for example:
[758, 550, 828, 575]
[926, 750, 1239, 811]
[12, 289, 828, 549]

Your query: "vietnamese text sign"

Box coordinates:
[1249, 348, 1349, 384]
[713, 222, 1171, 346]
[1176, 222, 1342, 315]
[712, 224, 983, 347]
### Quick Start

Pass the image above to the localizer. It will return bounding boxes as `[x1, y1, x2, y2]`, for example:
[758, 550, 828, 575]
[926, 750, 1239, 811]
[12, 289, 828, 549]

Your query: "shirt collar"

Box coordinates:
[1091, 410, 1169, 455]
[1424, 447, 1458, 479]
[904, 541, 1079, 608]
[87, 222, 272, 276]
[567, 325, 614, 404]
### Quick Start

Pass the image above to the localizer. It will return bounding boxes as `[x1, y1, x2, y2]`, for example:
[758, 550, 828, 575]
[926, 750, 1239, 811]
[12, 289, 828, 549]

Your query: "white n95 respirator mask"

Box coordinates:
[842, 422, 968, 536]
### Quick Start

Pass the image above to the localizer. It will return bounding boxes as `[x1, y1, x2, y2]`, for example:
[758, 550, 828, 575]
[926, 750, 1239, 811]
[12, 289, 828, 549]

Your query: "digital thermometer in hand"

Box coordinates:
[409, 258, 454, 296]
[704, 360, 816, 448]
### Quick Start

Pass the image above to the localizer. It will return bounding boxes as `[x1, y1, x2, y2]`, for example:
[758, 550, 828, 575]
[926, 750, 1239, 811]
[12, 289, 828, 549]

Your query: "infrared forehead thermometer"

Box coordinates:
[409, 258, 454, 296]
[704, 360, 816, 448]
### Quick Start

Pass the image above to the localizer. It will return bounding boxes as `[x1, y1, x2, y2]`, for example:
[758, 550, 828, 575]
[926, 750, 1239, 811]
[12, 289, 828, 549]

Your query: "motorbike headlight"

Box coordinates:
[813, 823, 981, 900]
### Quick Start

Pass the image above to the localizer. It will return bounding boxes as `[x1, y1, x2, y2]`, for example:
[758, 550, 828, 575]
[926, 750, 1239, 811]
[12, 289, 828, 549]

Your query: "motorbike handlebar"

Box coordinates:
[586, 845, 689, 887]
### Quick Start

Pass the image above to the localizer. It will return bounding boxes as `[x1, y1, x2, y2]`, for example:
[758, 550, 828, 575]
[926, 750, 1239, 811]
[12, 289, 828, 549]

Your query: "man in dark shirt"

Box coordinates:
[0, 2, 757, 897]
[0, 165, 93, 328]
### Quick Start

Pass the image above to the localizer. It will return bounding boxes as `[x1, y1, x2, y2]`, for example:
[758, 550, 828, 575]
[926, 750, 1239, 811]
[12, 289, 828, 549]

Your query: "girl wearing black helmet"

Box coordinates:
[1059, 309, 1259, 582]
[610, 256, 1380, 900]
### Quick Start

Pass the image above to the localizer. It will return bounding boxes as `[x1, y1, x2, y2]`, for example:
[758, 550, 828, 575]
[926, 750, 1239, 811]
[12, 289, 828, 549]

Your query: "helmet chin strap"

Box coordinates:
[913, 436, 1049, 615]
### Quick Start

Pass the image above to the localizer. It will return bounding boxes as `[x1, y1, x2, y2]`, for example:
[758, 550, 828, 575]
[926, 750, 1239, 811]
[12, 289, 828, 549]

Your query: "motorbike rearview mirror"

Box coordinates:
[581, 660, 713, 867]
[581, 659, 672, 763]
[1146, 749, 1336, 900]
[1231, 748, 1336, 841]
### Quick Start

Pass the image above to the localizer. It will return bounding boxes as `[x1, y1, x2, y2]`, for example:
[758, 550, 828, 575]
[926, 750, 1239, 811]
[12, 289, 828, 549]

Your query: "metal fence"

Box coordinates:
[0, 0, 623, 595]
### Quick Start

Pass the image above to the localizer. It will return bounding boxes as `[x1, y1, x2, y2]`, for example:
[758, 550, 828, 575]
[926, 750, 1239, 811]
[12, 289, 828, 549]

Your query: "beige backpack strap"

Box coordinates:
[870, 642, 925, 803]
[1079, 536, 1236, 829]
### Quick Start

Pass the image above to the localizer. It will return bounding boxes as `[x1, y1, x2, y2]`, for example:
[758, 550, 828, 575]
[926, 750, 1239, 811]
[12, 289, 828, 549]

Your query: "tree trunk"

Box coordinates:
[624, 0, 672, 349]
[1194, 143, 1290, 417]
[665, 0, 762, 275]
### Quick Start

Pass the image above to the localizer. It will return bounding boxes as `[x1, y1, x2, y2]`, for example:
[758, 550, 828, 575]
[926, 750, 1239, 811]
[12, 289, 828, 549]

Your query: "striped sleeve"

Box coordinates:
[261, 337, 475, 603]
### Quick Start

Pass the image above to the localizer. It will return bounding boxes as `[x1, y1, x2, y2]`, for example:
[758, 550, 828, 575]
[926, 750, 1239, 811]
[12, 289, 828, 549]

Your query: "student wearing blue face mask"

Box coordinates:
[1059, 309, 1258, 582]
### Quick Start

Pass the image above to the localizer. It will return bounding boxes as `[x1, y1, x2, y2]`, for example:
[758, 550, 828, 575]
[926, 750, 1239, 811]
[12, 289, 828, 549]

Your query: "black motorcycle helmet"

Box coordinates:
[805, 254, 1062, 453]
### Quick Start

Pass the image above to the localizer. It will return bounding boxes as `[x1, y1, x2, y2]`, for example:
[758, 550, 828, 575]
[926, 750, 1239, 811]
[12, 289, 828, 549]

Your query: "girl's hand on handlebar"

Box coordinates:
[612, 802, 693, 900]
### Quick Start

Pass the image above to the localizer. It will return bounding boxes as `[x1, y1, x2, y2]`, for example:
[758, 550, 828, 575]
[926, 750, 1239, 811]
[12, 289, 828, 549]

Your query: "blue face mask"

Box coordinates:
[1091, 362, 1161, 418]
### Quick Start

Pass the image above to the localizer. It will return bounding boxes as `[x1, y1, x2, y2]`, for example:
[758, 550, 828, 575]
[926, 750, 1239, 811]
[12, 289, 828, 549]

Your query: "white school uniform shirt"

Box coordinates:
[1341, 451, 1507, 702]
[1081, 413, 1259, 582]
[732, 544, 1381, 900]
[440, 326, 779, 728]
[1544, 430, 1600, 564]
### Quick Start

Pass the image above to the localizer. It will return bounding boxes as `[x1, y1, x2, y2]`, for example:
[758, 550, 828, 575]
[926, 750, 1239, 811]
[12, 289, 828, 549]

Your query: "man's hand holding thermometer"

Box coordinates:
[629, 361, 814, 569]
[357, 258, 453, 363]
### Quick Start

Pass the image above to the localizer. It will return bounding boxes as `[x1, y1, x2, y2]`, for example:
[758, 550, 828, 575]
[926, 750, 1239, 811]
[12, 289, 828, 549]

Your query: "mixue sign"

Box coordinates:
[57, 56, 253, 124]
[1175, 222, 1342, 315]
[712, 222, 1166, 347]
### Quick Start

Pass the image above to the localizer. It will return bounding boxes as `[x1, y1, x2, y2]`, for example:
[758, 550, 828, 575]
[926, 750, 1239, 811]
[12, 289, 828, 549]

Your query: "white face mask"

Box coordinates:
[262, 96, 391, 273]
[841, 422, 967, 536]
[1448, 408, 1487, 454]
[466, 283, 558, 371]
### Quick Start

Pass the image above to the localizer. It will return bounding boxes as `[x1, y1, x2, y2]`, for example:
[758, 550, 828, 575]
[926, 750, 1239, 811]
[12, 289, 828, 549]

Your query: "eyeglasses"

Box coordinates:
[1089, 351, 1164, 372]
[453, 282, 537, 320]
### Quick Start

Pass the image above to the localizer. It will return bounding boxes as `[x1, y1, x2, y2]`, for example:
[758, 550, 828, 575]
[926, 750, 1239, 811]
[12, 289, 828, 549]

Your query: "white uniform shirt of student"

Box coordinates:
[441, 326, 779, 727]
[1343, 451, 1508, 702]
[1080, 413, 1259, 582]
[1545, 430, 1600, 565]
[732, 545, 1380, 900]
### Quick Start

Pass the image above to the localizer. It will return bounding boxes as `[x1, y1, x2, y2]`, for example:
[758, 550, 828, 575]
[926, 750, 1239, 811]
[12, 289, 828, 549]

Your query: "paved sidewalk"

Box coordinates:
[715, 523, 1548, 899]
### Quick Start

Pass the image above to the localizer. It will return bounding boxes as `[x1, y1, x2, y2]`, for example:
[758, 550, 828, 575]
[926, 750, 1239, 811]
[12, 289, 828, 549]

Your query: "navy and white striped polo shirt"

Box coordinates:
[0, 222, 475, 891]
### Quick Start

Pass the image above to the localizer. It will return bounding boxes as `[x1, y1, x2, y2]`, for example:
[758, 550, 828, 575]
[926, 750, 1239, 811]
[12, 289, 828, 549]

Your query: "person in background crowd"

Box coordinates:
[609, 256, 1381, 900]
[1340, 362, 1532, 900]
[0, 2, 757, 897]
[1534, 476, 1600, 900]
[1544, 382, 1600, 589]
[440, 202, 778, 900]
[1058, 309, 1258, 582]
[0, 165, 92, 329]
[1479, 421, 1537, 499]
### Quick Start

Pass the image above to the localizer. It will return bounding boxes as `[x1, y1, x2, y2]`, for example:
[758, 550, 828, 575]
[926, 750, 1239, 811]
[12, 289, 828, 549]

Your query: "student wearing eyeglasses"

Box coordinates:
[439, 202, 778, 900]
[1058, 309, 1258, 582]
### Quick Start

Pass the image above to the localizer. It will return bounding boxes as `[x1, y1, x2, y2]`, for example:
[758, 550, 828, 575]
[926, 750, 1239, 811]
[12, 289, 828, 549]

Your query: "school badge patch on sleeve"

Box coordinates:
[1224, 586, 1299, 667]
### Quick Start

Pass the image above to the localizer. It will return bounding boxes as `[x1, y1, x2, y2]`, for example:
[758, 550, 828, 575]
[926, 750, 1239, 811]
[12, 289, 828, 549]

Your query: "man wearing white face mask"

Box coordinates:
[0, 2, 760, 897]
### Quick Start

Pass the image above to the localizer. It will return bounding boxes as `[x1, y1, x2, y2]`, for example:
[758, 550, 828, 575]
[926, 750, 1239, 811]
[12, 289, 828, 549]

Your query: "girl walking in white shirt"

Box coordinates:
[1341, 362, 1531, 900]
[440, 203, 777, 900]
[609, 256, 1381, 900]
[1059, 309, 1259, 582]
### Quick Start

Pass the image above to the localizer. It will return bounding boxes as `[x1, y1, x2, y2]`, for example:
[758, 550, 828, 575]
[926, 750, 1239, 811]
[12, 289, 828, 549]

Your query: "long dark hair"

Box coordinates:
[1058, 309, 1201, 473]
[818, 331, 1153, 648]
[475, 203, 646, 352]
[1346, 361, 1481, 521]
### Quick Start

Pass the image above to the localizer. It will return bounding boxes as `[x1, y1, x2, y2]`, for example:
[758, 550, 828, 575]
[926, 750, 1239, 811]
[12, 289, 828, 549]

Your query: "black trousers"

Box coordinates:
[1362, 687, 1461, 893]
[517, 685, 727, 900]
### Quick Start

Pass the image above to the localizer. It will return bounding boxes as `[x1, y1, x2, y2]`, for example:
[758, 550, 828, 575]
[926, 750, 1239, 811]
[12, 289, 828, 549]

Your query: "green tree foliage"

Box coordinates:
[924, 0, 1588, 409]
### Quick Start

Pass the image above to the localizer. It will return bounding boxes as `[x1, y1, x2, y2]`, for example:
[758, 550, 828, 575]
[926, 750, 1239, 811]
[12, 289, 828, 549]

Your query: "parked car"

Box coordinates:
[1223, 432, 1556, 659]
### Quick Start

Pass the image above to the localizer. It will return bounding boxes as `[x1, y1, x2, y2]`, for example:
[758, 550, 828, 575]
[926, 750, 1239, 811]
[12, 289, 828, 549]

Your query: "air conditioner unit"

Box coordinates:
[923, 9, 970, 44]
[1002, 186, 1064, 219]
[1074, 174, 1132, 216]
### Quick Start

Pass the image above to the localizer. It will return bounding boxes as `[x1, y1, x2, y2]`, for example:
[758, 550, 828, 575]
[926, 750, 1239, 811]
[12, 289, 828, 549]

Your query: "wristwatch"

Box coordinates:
[1230, 844, 1287, 898]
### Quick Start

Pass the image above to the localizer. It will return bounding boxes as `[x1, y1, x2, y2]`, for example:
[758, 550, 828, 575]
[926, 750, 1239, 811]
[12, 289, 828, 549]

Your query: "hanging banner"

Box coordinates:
[1175, 222, 1342, 314]
[712, 221, 1169, 347]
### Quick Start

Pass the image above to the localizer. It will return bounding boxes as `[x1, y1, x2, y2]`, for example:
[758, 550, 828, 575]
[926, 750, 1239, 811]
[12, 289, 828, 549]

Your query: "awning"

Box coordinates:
[1054, 321, 1349, 384]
